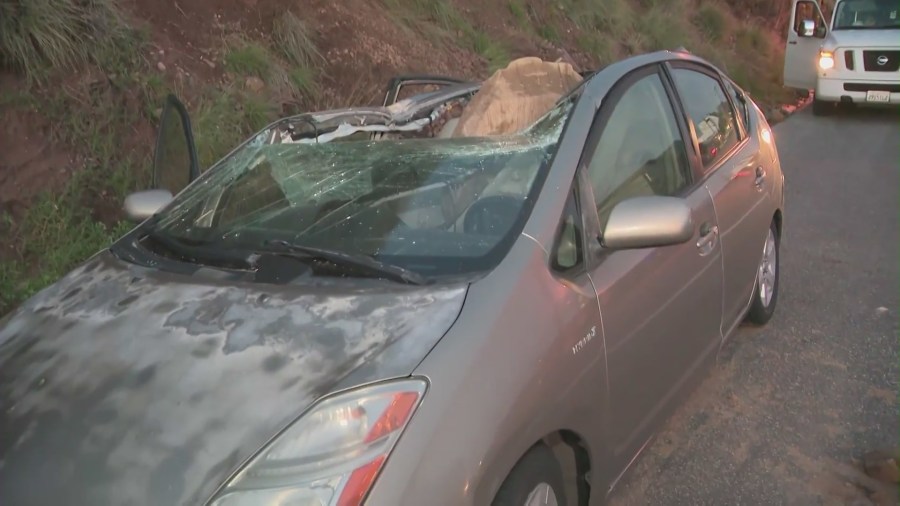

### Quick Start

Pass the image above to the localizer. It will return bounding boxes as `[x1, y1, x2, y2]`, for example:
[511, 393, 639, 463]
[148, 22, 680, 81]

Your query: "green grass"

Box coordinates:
[418, 0, 469, 32]
[193, 88, 278, 170]
[0, 78, 282, 314]
[693, 2, 730, 43]
[0, 0, 140, 80]
[273, 12, 323, 68]
[0, 175, 132, 314]
[224, 41, 273, 78]
[289, 66, 319, 97]
[508, 0, 529, 28]
[471, 31, 510, 73]
[635, 3, 690, 51]
[566, 0, 636, 40]
[384, 0, 469, 33]
[538, 23, 560, 42]
[384, 0, 510, 73]
[736, 25, 771, 53]
[0, 89, 37, 108]
[273, 12, 322, 98]
[577, 32, 616, 64]
[225, 28, 321, 101]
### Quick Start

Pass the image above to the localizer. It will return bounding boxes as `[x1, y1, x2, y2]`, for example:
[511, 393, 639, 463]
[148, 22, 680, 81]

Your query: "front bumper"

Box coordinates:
[816, 77, 900, 104]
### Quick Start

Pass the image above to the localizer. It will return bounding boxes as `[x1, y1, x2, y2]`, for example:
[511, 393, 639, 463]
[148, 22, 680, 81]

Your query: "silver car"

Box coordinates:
[0, 49, 784, 506]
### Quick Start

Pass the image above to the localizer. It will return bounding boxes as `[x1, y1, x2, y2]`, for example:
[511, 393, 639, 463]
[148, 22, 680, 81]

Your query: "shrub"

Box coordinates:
[694, 2, 730, 43]
[0, 0, 137, 80]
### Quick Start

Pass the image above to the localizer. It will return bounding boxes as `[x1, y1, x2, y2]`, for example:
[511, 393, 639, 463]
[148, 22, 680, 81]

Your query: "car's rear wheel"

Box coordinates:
[746, 221, 779, 325]
[812, 97, 833, 116]
[493, 444, 567, 506]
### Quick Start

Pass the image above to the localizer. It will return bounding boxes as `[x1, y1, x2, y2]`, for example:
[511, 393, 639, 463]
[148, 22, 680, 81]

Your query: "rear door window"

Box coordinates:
[670, 68, 741, 171]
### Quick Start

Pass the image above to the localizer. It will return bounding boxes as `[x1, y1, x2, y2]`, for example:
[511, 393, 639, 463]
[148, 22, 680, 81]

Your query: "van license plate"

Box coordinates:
[866, 90, 891, 103]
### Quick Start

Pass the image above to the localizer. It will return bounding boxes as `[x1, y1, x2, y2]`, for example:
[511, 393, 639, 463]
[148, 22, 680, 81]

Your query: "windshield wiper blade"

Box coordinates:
[261, 239, 428, 285]
[141, 231, 255, 269]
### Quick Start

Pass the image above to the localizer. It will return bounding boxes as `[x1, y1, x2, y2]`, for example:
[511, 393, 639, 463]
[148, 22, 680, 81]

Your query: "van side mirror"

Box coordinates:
[600, 196, 693, 250]
[800, 19, 816, 37]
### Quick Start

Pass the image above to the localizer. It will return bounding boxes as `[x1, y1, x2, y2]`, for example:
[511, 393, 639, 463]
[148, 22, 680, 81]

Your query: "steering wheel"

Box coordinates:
[463, 195, 522, 235]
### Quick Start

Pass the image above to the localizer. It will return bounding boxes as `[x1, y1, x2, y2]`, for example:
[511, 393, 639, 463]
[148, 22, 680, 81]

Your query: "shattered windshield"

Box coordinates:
[833, 0, 900, 29]
[141, 97, 574, 278]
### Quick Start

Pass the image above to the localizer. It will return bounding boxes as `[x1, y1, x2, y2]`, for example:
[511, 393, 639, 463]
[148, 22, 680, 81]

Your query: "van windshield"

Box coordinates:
[833, 0, 900, 29]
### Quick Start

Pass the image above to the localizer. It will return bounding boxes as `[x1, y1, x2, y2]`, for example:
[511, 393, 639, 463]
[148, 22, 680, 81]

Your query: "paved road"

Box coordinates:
[607, 106, 900, 505]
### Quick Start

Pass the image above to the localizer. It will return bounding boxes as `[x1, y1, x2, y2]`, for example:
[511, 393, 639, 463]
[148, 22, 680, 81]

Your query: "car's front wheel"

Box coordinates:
[493, 444, 567, 506]
[746, 221, 780, 325]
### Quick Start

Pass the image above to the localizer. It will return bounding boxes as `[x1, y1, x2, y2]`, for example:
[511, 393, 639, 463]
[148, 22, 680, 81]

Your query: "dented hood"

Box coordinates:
[0, 251, 467, 505]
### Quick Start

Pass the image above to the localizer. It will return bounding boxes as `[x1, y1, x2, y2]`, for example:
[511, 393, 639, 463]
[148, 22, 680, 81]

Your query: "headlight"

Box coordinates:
[818, 50, 835, 70]
[209, 378, 427, 506]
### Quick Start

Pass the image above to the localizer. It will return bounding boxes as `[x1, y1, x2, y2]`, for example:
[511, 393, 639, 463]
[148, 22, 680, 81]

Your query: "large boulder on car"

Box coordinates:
[453, 57, 583, 138]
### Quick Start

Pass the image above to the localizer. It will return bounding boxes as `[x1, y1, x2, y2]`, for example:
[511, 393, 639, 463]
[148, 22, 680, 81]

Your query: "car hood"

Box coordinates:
[0, 251, 467, 505]
[827, 28, 900, 48]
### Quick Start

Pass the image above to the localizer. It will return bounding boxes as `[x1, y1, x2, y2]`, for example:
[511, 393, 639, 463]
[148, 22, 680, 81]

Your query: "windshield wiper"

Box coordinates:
[141, 230, 255, 270]
[260, 239, 428, 285]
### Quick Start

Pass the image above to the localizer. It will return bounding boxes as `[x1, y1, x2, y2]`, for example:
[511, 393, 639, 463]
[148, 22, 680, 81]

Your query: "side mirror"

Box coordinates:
[601, 196, 693, 250]
[800, 19, 816, 37]
[123, 94, 198, 223]
[152, 94, 200, 195]
[124, 189, 174, 222]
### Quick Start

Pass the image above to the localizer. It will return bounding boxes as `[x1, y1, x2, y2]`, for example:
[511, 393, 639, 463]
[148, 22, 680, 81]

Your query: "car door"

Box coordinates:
[668, 63, 774, 336]
[381, 75, 471, 106]
[578, 64, 724, 471]
[784, 0, 830, 89]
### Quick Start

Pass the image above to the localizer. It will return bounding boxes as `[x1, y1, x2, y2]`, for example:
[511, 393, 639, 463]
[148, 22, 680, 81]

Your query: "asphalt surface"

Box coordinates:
[607, 105, 900, 506]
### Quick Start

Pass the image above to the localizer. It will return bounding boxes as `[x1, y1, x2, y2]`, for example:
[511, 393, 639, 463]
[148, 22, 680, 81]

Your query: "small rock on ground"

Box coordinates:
[244, 76, 265, 92]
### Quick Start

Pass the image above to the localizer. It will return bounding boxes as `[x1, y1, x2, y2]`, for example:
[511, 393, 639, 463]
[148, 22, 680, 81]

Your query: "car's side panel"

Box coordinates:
[572, 64, 725, 479]
[667, 62, 774, 337]
[590, 186, 723, 471]
[704, 141, 773, 335]
[364, 235, 609, 506]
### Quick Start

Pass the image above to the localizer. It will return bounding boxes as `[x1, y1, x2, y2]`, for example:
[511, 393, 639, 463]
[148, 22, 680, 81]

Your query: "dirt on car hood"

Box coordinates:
[0, 251, 467, 505]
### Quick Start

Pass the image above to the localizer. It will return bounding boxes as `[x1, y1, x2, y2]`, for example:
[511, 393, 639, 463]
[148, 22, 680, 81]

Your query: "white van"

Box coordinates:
[784, 0, 900, 115]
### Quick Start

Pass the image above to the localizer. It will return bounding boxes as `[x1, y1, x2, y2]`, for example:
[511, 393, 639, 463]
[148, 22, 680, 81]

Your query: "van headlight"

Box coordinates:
[208, 378, 427, 506]
[818, 50, 835, 70]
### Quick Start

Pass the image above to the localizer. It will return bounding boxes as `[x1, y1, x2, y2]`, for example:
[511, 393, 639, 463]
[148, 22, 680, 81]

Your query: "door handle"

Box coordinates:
[789, 41, 798, 45]
[697, 223, 719, 256]
[754, 166, 766, 190]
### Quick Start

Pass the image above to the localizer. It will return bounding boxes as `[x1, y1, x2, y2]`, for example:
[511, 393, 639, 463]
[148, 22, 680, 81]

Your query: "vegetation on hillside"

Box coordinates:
[0, 0, 797, 314]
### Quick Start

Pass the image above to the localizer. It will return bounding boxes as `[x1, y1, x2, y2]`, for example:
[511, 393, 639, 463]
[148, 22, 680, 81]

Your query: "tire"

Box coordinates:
[493, 444, 568, 506]
[812, 97, 833, 116]
[746, 221, 780, 325]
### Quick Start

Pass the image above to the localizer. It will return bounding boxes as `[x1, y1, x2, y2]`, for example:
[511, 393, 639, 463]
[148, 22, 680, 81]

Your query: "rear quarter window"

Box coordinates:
[725, 79, 751, 131]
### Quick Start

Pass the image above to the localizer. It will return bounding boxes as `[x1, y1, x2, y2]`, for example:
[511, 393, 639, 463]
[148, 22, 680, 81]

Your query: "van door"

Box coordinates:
[784, 0, 829, 89]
